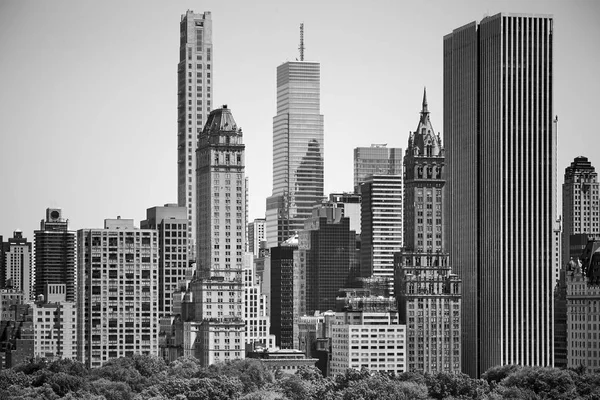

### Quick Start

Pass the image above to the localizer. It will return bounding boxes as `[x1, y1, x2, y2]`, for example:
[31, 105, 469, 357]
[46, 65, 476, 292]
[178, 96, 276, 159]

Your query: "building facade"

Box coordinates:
[565, 240, 600, 372]
[141, 204, 189, 319]
[77, 218, 159, 368]
[248, 218, 266, 256]
[191, 106, 246, 366]
[353, 144, 402, 193]
[31, 284, 77, 361]
[177, 10, 213, 259]
[2, 231, 32, 300]
[562, 157, 600, 268]
[444, 13, 555, 376]
[359, 174, 403, 285]
[270, 239, 297, 349]
[266, 60, 324, 248]
[330, 292, 406, 376]
[34, 208, 76, 303]
[328, 193, 362, 234]
[243, 252, 276, 349]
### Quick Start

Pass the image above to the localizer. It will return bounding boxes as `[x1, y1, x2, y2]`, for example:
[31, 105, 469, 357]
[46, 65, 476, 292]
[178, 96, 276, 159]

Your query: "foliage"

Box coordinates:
[4, 356, 600, 400]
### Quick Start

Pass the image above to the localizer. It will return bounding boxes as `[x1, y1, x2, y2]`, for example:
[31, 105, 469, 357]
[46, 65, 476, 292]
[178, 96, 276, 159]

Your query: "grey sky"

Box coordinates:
[0, 0, 598, 240]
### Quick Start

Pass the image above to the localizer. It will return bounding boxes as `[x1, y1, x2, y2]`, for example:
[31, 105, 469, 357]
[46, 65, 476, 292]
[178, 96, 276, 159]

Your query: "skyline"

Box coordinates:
[1, 0, 599, 240]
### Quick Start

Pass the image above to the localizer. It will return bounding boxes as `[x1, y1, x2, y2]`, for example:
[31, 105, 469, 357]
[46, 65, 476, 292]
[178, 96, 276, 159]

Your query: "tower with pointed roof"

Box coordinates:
[189, 105, 246, 366]
[394, 91, 462, 373]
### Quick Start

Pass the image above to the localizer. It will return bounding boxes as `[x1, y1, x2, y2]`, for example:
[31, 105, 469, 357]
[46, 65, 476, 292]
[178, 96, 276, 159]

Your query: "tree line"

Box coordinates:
[0, 355, 599, 399]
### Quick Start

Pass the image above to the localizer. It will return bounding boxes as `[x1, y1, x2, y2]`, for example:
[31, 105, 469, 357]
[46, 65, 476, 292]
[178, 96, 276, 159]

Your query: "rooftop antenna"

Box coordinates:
[299, 23, 304, 61]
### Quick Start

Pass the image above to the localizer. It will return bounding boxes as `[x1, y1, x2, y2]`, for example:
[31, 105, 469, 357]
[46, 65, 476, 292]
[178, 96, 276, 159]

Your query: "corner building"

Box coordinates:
[177, 10, 213, 259]
[192, 106, 245, 366]
[266, 61, 324, 248]
[444, 14, 555, 376]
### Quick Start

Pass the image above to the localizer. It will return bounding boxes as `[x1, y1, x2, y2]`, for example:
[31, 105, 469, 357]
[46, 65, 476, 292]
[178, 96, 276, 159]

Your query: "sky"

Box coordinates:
[0, 0, 599, 241]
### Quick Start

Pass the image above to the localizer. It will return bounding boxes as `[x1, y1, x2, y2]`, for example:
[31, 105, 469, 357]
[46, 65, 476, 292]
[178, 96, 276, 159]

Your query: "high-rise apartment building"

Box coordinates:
[77, 218, 159, 368]
[359, 174, 403, 285]
[354, 144, 402, 193]
[266, 57, 324, 248]
[243, 253, 276, 349]
[141, 204, 189, 319]
[2, 231, 32, 300]
[395, 92, 462, 374]
[190, 106, 245, 366]
[562, 157, 600, 268]
[177, 10, 213, 259]
[34, 208, 76, 303]
[444, 14, 555, 376]
[270, 237, 297, 349]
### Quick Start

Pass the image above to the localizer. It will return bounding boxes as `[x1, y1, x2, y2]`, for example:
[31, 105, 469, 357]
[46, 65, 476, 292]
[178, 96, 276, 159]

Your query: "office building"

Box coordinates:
[297, 310, 335, 376]
[177, 10, 213, 259]
[0, 303, 34, 368]
[34, 208, 76, 303]
[190, 106, 246, 366]
[31, 284, 76, 361]
[300, 204, 358, 315]
[354, 144, 402, 193]
[395, 92, 462, 373]
[270, 237, 297, 349]
[265, 49, 324, 248]
[330, 290, 406, 376]
[248, 218, 266, 256]
[141, 204, 189, 318]
[444, 14, 555, 376]
[360, 174, 403, 285]
[77, 218, 159, 368]
[2, 231, 32, 300]
[562, 157, 600, 268]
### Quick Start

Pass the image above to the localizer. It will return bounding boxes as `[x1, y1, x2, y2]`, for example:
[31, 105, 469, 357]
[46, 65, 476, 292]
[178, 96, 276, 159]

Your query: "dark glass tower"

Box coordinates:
[34, 208, 76, 302]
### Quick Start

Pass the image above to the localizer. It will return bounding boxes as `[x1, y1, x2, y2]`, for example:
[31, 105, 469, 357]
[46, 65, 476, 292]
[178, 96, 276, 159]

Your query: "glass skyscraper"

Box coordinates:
[266, 61, 324, 248]
[444, 13, 555, 376]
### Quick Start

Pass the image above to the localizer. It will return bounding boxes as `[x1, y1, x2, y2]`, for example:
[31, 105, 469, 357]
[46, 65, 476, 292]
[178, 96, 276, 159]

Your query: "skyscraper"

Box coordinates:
[562, 157, 600, 268]
[394, 92, 462, 373]
[177, 10, 213, 259]
[266, 41, 324, 248]
[360, 174, 403, 285]
[34, 208, 76, 303]
[191, 106, 246, 366]
[354, 144, 403, 193]
[444, 14, 555, 376]
[2, 231, 32, 300]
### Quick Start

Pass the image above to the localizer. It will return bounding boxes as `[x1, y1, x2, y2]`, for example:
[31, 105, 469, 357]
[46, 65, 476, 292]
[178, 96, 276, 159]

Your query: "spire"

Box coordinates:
[299, 23, 304, 61]
[421, 87, 429, 115]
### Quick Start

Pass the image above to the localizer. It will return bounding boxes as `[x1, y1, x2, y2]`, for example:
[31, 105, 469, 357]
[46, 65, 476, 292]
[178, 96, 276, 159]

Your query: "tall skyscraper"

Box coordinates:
[359, 174, 403, 285]
[394, 93, 462, 373]
[2, 231, 32, 300]
[177, 10, 213, 259]
[562, 157, 599, 268]
[191, 106, 246, 366]
[270, 237, 297, 349]
[141, 204, 189, 319]
[444, 14, 555, 376]
[77, 218, 159, 368]
[34, 208, 76, 303]
[354, 144, 403, 193]
[266, 37, 324, 248]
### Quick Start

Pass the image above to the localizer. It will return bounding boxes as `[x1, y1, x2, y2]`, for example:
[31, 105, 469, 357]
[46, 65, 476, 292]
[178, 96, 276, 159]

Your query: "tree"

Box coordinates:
[425, 371, 490, 399]
[499, 367, 576, 399]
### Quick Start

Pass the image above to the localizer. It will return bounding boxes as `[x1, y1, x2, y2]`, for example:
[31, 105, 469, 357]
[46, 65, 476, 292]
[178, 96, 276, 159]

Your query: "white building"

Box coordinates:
[32, 284, 76, 360]
[77, 218, 159, 368]
[243, 252, 276, 349]
[330, 295, 406, 376]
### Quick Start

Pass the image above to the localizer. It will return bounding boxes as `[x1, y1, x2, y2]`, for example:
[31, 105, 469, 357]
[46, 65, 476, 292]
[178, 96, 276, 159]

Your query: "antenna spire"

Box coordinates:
[299, 23, 304, 61]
